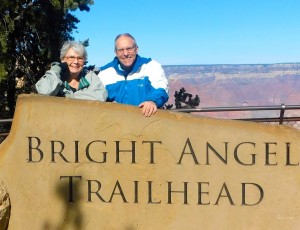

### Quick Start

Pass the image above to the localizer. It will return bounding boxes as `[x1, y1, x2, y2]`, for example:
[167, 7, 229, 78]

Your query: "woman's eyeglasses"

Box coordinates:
[65, 56, 84, 63]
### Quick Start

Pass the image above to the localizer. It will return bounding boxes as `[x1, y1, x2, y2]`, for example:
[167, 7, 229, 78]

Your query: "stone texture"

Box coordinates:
[1, 94, 300, 229]
[0, 179, 10, 230]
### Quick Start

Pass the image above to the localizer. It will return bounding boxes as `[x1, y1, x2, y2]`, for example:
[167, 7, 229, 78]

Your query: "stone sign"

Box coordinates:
[1, 94, 300, 229]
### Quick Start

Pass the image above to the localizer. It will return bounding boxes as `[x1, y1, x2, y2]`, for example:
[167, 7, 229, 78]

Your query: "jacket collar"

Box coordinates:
[64, 71, 90, 91]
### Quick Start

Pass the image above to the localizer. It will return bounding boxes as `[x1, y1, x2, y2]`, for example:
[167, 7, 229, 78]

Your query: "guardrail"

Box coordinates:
[1, 104, 300, 143]
[174, 104, 300, 130]
[0, 118, 12, 143]
[175, 104, 300, 122]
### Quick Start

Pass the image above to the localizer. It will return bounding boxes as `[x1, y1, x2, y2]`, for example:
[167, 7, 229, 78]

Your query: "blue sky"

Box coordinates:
[72, 0, 300, 66]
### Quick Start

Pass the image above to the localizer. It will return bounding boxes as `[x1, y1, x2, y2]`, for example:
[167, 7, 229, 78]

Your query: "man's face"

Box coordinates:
[115, 36, 138, 71]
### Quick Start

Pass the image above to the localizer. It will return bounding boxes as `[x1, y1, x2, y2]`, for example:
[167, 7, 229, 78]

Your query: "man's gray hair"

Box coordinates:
[114, 33, 138, 49]
[60, 41, 87, 60]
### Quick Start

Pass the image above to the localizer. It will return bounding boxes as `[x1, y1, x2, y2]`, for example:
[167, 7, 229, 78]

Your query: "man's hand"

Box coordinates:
[139, 101, 157, 117]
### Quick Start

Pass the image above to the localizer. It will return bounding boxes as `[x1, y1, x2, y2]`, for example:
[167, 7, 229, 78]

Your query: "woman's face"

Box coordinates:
[62, 48, 85, 77]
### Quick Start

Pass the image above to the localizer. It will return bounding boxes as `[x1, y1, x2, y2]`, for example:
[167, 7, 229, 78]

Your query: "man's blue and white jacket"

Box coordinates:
[98, 55, 169, 108]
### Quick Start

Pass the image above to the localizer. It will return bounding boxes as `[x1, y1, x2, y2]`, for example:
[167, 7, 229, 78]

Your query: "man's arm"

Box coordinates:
[139, 60, 169, 117]
[144, 60, 169, 108]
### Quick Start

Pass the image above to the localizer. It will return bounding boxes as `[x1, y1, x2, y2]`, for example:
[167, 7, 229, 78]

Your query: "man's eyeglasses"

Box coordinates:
[115, 46, 136, 54]
[65, 56, 84, 63]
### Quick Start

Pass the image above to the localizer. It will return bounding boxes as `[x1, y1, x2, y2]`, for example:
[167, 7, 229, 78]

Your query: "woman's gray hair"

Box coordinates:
[60, 41, 87, 61]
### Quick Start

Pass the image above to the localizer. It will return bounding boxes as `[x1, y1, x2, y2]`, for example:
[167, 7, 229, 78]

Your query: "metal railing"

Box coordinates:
[173, 104, 300, 130]
[174, 104, 300, 122]
[1, 104, 300, 143]
[0, 118, 12, 143]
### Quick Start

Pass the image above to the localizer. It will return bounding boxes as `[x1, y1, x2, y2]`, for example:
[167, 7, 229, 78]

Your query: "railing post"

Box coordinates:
[279, 104, 285, 124]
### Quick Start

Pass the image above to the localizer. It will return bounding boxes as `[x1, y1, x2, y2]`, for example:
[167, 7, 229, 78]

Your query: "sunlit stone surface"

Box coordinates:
[1, 94, 300, 229]
[0, 179, 10, 230]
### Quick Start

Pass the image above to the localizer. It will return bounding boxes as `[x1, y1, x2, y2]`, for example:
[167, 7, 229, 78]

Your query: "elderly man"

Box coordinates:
[98, 33, 169, 117]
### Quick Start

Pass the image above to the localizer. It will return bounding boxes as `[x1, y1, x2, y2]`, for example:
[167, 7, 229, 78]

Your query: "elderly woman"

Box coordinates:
[35, 41, 107, 101]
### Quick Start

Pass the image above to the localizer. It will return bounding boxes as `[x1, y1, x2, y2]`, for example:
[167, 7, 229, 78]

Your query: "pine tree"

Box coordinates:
[164, 87, 200, 109]
[0, 0, 93, 118]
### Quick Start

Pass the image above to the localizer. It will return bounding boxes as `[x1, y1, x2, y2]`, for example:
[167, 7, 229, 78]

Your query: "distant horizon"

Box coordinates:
[92, 62, 300, 68]
[73, 1, 300, 66]
[161, 62, 300, 67]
